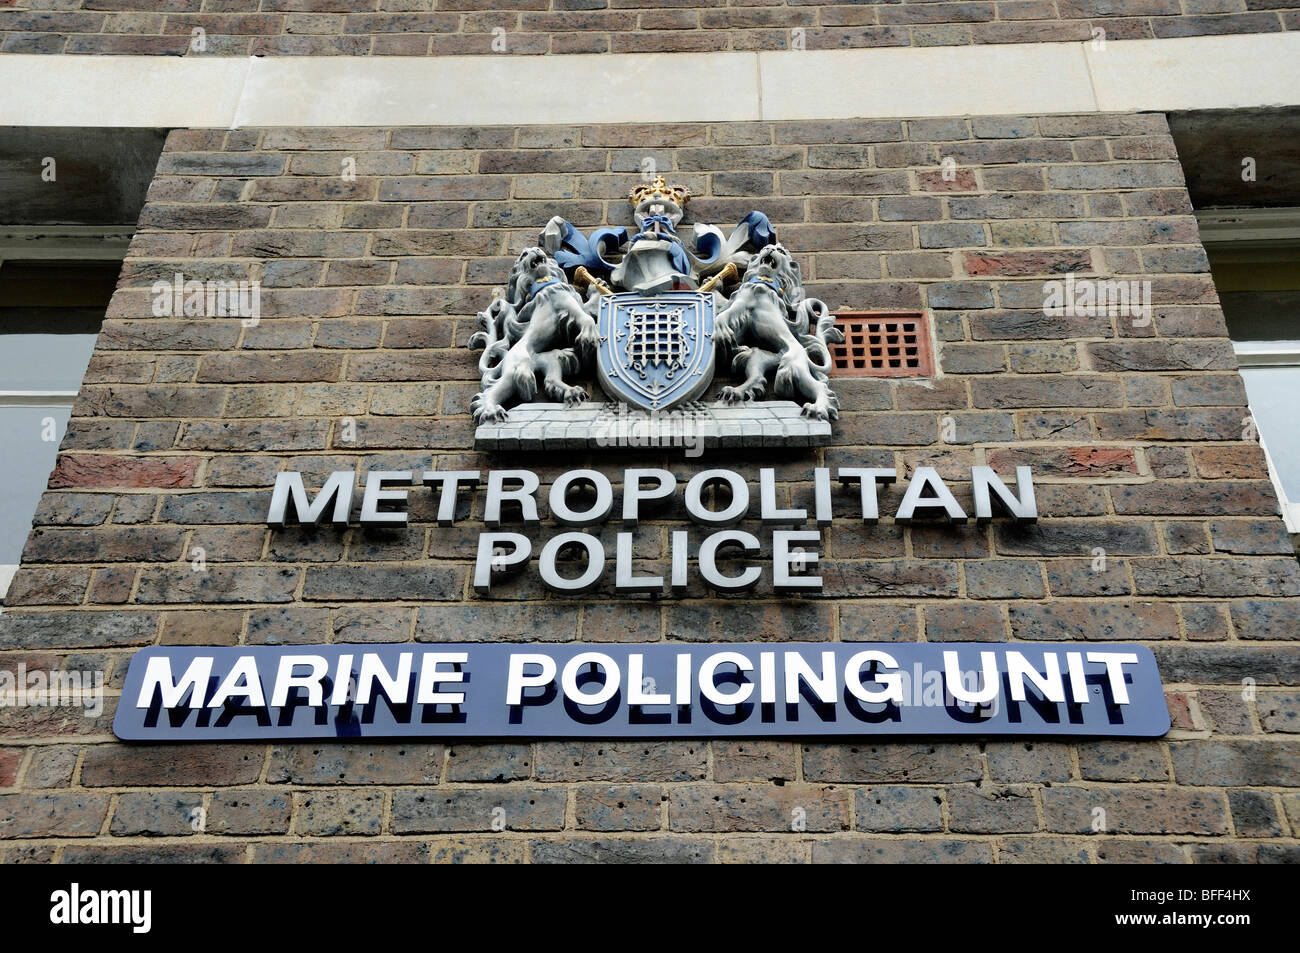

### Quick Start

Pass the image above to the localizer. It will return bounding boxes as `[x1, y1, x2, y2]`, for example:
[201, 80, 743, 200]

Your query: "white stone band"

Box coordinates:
[2, 32, 1298, 128]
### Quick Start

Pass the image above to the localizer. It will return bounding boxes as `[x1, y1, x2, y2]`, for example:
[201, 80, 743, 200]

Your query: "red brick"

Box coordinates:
[49, 454, 199, 489]
[917, 169, 978, 192]
[964, 249, 1094, 276]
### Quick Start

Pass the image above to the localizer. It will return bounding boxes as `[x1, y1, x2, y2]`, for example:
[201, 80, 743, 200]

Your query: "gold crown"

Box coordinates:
[628, 175, 691, 208]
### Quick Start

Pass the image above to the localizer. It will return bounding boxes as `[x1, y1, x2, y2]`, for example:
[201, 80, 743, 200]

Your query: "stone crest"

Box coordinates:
[468, 177, 844, 449]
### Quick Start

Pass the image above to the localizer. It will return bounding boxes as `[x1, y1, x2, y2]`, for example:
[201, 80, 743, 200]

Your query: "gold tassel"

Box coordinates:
[573, 266, 613, 296]
[698, 261, 739, 294]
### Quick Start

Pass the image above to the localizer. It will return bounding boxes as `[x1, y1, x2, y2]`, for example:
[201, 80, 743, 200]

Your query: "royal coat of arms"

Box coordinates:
[467, 176, 844, 436]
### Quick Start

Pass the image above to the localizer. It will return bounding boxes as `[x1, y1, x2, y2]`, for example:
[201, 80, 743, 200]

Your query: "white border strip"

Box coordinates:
[1, 32, 1298, 128]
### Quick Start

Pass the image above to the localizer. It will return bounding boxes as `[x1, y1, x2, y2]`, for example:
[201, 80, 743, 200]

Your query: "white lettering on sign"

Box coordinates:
[115, 642, 1170, 741]
[127, 646, 1149, 734]
[266, 466, 1039, 595]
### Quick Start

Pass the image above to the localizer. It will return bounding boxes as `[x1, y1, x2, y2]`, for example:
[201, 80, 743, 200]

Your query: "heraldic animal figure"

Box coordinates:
[712, 243, 845, 421]
[468, 246, 600, 424]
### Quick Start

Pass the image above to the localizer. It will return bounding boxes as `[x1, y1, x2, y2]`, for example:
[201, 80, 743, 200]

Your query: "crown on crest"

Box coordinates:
[628, 175, 691, 208]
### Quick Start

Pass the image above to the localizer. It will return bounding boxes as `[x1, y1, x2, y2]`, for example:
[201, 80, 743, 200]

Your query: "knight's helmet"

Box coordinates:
[629, 175, 690, 230]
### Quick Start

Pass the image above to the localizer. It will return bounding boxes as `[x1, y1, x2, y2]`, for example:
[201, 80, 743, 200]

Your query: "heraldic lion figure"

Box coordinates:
[468, 246, 600, 424]
[713, 243, 845, 421]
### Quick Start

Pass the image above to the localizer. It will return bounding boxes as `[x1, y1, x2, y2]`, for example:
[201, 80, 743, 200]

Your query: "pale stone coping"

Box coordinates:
[0, 32, 1298, 128]
[235, 51, 762, 127]
[758, 43, 1098, 120]
[473, 401, 833, 451]
[1083, 33, 1300, 113]
[0, 55, 250, 127]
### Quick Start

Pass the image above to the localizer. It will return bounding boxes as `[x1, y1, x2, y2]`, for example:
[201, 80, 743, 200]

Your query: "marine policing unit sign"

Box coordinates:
[113, 643, 1172, 740]
[112, 178, 1173, 742]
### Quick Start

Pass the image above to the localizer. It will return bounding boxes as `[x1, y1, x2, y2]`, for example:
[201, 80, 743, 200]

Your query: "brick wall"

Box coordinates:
[1, 1, 1298, 56]
[1, 116, 1298, 862]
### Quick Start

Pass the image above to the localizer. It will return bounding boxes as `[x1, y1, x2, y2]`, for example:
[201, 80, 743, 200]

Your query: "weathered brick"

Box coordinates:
[82, 745, 262, 787]
[997, 836, 1091, 863]
[0, 793, 110, 838]
[712, 741, 796, 782]
[813, 838, 993, 863]
[417, 603, 578, 643]
[819, 561, 959, 598]
[445, 744, 531, 782]
[135, 566, 299, 604]
[1009, 601, 1179, 640]
[24, 527, 184, 564]
[855, 785, 943, 831]
[996, 521, 1158, 556]
[0, 748, 20, 788]
[1132, 557, 1300, 597]
[251, 842, 428, 864]
[268, 744, 443, 785]
[534, 742, 706, 782]
[1154, 447, 1190, 478]
[305, 566, 459, 601]
[1077, 742, 1169, 781]
[986, 741, 1074, 782]
[110, 792, 204, 836]
[802, 743, 982, 782]
[1094, 839, 1187, 863]
[25, 747, 78, 789]
[972, 376, 1123, 409]
[1181, 602, 1231, 641]
[295, 790, 384, 836]
[392, 788, 566, 833]
[924, 602, 1007, 640]
[1112, 482, 1279, 517]
[1197, 690, 1254, 733]
[1192, 445, 1270, 479]
[1094, 409, 1246, 441]
[575, 785, 663, 831]
[3, 567, 90, 606]
[1258, 692, 1300, 733]
[49, 454, 200, 489]
[1165, 521, 1211, 555]
[207, 790, 292, 835]
[1170, 741, 1300, 786]
[664, 602, 834, 642]
[531, 836, 713, 864]
[1044, 786, 1228, 834]
[670, 784, 848, 832]
[947, 784, 1039, 833]
[1210, 519, 1294, 555]
[0, 611, 156, 650]
[1046, 559, 1132, 597]
[964, 560, 1045, 599]
[246, 606, 330, 645]
[1154, 645, 1300, 685]
[1228, 789, 1283, 837]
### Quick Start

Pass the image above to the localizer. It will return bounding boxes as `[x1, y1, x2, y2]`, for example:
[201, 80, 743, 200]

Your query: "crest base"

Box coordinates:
[474, 401, 833, 452]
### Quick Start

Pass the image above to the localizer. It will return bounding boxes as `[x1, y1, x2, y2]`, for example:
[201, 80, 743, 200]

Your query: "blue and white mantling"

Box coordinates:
[468, 176, 845, 437]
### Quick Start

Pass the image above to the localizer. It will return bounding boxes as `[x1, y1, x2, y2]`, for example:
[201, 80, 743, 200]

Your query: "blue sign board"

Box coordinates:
[113, 642, 1170, 741]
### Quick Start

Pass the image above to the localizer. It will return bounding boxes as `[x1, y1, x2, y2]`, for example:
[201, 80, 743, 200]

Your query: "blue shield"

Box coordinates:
[596, 292, 715, 411]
